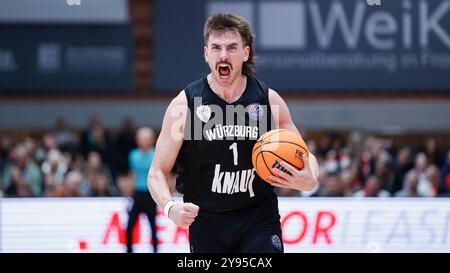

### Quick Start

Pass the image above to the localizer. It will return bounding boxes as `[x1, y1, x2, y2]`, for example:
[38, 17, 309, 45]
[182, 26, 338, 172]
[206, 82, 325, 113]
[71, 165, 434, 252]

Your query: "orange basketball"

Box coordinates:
[252, 129, 309, 184]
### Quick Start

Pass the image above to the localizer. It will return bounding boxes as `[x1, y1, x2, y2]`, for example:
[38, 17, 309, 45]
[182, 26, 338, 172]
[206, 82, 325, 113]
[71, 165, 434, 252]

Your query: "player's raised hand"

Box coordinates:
[168, 202, 200, 228]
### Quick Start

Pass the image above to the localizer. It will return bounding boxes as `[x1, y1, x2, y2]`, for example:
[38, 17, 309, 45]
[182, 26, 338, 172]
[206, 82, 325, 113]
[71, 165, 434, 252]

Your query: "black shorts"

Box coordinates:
[189, 194, 284, 253]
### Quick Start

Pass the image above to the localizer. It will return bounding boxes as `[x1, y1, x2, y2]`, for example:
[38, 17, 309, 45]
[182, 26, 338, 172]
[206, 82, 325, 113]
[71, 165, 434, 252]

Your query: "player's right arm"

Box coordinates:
[147, 91, 199, 228]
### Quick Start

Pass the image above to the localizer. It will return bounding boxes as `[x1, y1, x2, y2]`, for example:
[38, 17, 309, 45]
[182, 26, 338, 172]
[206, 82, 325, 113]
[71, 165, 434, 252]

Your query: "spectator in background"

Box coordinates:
[413, 152, 429, 187]
[46, 182, 66, 198]
[323, 135, 352, 174]
[311, 171, 342, 197]
[41, 149, 68, 197]
[395, 170, 420, 197]
[393, 147, 415, 196]
[317, 132, 333, 159]
[22, 137, 39, 164]
[87, 125, 109, 159]
[423, 137, 445, 168]
[0, 133, 13, 166]
[359, 137, 378, 183]
[418, 165, 440, 197]
[52, 118, 79, 157]
[126, 127, 159, 253]
[4, 166, 34, 197]
[113, 118, 137, 176]
[0, 133, 13, 191]
[374, 151, 397, 194]
[82, 123, 115, 178]
[68, 153, 86, 174]
[323, 174, 345, 197]
[80, 115, 102, 156]
[2, 145, 42, 197]
[340, 167, 360, 197]
[359, 137, 392, 183]
[89, 173, 118, 197]
[116, 175, 134, 198]
[354, 175, 390, 197]
[63, 171, 84, 197]
[84, 151, 113, 195]
[438, 150, 450, 196]
[35, 134, 58, 165]
[414, 152, 429, 173]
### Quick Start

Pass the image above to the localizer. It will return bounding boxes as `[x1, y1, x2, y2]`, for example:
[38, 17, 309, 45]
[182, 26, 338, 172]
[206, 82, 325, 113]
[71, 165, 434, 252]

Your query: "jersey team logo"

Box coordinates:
[248, 104, 264, 121]
[196, 105, 211, 123]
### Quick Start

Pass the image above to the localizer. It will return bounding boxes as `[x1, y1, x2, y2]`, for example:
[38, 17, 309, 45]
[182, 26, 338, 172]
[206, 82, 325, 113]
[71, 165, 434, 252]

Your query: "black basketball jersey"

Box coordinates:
[175, 75, 275, 212]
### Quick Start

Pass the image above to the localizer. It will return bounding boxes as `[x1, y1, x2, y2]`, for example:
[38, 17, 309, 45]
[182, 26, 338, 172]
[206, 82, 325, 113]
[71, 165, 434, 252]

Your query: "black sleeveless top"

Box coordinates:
[175, 75, 275, 212]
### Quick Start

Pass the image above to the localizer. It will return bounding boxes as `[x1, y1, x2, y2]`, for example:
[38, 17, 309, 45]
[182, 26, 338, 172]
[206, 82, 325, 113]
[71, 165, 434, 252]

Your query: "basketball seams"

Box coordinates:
[261, 150, 302, 171]
[259, 150, 276, 177]
[253, 150, 263, 178]
[254, 150, 274, 182]
[252, 140, 262, 154]
[254, 129, 302, 155]
[259, 140, 309, 156]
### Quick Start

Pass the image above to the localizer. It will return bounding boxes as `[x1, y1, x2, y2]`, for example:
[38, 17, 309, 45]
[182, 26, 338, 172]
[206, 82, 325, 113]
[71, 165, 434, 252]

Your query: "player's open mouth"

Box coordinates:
[217, 64, 231, 78]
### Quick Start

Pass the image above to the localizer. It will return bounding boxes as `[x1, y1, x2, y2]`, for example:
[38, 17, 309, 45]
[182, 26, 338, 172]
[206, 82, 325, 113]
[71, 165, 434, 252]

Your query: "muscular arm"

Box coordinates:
[147, 91, 199, 227]
[269, 89, 299, 134]
[268, 89, 319, 191]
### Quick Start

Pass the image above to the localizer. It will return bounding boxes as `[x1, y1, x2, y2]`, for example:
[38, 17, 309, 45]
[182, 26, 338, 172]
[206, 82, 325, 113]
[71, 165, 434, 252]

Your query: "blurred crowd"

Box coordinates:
[1, 117, 449, 198]
[281, 131, 450, 198]
[0, 117, 137, 198]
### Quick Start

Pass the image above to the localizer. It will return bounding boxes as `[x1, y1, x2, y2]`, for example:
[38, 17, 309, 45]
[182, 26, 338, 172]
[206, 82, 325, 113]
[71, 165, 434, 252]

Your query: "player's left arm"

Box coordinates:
[268, 89, 319, 192]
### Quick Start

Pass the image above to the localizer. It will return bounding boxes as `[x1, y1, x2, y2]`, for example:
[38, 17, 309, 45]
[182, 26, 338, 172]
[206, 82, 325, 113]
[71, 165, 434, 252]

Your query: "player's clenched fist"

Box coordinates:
[168, 202, 199, 228]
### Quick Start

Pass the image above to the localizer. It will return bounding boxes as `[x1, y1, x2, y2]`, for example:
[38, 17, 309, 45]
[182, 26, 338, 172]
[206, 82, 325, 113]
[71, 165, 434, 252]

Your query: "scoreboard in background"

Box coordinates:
[154, 0, 450, 92]
[0, 0, 133, 93]
[1, 197, 449, 253]
[0, 25, 133, 92]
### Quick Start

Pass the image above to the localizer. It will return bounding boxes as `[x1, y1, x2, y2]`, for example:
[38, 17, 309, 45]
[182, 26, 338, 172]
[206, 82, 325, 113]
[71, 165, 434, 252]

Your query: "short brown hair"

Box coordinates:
[204, 13, 255, 76]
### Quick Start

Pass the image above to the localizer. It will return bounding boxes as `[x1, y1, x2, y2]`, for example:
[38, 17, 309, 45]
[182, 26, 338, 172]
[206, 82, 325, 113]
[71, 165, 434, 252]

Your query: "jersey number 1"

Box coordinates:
[229, 142, 238, 166]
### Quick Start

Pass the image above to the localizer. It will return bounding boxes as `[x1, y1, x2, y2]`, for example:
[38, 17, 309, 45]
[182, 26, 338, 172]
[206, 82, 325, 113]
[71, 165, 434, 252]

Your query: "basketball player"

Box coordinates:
[147, 13, 319, 253]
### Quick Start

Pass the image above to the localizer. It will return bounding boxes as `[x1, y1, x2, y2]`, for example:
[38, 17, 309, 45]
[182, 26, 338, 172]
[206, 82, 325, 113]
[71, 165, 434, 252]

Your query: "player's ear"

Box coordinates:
[243, 45, 250, 62]
[204, 46, 208, 62]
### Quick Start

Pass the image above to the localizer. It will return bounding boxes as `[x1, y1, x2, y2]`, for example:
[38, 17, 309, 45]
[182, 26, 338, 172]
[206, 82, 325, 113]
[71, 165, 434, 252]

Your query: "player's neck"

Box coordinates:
[207, 73, 247, 104]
